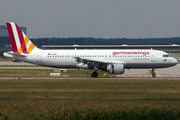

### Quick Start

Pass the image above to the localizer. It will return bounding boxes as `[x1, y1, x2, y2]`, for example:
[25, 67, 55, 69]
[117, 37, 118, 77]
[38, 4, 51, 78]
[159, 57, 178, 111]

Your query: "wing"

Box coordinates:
[74, 56, 126, 69]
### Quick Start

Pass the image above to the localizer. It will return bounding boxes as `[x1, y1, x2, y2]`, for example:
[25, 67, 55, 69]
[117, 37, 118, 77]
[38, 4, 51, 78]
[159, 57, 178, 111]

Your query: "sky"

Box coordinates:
[0, 0, 180, 38]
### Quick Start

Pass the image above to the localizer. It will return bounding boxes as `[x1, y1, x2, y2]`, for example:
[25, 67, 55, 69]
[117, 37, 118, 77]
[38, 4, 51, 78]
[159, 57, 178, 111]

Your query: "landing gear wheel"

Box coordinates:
[91, 72, 98, 77]
[152, 74, 156, 78]
[151, 68, 156, 78]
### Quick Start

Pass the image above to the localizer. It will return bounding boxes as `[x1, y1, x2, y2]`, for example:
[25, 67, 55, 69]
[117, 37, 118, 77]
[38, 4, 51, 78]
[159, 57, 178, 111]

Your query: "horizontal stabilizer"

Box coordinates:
[3, 52, 27, 58]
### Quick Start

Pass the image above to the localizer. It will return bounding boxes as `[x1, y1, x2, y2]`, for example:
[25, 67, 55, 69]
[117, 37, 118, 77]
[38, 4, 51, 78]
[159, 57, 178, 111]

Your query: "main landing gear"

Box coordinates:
[91, 72, 98, 77]
[91, 67, 99, 77]
[152, 68, 156, 78]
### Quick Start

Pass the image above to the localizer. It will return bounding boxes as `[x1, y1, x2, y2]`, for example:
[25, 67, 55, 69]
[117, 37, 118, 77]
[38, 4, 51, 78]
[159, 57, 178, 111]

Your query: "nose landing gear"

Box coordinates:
[152, 68, 156, 78]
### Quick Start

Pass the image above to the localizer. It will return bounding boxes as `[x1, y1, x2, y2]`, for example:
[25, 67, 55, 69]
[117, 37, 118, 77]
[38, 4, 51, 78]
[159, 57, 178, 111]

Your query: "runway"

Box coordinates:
[0, 61, 179, 79]
[0, 77, 179, 79]
[117, 64, 180, 78]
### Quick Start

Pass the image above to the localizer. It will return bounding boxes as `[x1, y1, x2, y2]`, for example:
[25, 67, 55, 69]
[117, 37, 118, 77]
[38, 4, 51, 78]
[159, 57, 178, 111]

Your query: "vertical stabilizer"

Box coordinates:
[6, 22, 37, 54]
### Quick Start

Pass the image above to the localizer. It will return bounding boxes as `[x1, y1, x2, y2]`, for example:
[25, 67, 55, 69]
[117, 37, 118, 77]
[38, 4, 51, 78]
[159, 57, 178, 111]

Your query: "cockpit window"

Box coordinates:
[163, 54, 171, 57]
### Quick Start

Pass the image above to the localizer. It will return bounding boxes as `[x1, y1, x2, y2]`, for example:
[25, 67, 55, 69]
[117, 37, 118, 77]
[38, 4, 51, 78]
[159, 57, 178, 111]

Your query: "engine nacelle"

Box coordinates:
[107, 64, 124, 74]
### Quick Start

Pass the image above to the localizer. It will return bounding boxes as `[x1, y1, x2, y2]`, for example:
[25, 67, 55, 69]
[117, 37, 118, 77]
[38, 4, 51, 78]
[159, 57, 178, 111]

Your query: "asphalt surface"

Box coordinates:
[0, 77, 179, 79]
[117, 64, 180, 78]
[0, 61, 179, 79]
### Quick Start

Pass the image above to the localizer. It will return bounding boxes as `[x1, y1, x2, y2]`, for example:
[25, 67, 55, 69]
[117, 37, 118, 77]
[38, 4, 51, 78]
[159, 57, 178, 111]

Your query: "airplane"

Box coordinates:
[3, 22, 178, 78]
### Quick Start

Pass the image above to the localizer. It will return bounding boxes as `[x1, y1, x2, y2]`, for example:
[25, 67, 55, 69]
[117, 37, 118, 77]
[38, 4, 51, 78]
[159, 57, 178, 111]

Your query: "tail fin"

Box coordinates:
[6, 22, 36, 54]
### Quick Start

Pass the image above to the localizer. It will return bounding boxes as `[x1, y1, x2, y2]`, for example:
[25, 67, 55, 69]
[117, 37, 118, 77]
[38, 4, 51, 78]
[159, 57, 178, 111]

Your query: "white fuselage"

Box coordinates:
[5, 22, 178, 77]
[4, 49, 178, 69]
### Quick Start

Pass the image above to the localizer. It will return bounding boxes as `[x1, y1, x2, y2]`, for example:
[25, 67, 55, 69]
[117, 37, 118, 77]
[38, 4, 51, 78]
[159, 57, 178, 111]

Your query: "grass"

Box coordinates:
[0, 101, 180, 119]
[0, 72, 180, 119]
[0, 69, 116, 77]
[0, 79, 180, 105]
[0, 58, 12, 61]
[0, 69, 51, 77]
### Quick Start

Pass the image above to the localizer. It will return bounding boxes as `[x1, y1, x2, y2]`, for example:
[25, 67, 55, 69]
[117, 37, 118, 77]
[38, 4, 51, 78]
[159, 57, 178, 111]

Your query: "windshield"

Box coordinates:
[163, 54, 171, 57]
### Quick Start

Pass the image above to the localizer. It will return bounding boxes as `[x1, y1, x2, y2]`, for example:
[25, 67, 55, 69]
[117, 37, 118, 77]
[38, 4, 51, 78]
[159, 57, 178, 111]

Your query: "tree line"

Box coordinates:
[0, 37, 180, 47]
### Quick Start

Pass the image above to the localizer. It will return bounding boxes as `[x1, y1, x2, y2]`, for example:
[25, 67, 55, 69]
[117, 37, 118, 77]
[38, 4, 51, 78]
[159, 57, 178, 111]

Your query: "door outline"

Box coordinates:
[36, 51, 42, 62]
[151, 51, 157, 62]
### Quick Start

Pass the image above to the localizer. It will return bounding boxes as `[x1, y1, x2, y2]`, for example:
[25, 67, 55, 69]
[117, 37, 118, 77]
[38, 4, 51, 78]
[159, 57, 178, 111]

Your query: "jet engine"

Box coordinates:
[107, 64, 124, 74]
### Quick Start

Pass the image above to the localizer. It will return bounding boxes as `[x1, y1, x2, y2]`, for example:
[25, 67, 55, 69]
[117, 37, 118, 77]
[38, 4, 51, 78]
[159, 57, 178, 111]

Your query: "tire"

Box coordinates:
[91, 72, 98, 77]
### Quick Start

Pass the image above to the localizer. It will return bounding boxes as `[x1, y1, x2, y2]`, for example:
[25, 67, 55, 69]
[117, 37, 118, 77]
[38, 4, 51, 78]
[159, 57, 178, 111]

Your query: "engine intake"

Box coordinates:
[107, 64, 124, 74]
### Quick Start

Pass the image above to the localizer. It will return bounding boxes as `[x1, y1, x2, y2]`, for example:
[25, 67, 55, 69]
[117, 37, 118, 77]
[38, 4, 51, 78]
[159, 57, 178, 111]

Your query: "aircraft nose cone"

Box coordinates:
[172, 58, 178, 65]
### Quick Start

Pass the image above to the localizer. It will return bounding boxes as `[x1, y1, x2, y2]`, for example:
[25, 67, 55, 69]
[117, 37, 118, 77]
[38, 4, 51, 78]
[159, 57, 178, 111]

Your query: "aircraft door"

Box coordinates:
[36, 51, 42, 62]
[151, 51, 157, 62]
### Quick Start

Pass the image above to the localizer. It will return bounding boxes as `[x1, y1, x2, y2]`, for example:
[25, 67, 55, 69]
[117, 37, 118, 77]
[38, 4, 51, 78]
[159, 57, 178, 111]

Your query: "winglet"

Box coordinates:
[6, 22, 36, 54]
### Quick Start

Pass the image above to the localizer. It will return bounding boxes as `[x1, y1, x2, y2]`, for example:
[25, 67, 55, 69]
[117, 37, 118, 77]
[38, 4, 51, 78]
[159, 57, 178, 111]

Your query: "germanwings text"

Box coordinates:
[112, 51, 150, 56]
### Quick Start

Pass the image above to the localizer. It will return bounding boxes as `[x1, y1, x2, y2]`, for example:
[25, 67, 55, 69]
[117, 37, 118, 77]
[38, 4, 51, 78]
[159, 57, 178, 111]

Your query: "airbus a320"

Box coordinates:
[3, 22, 178, 78]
